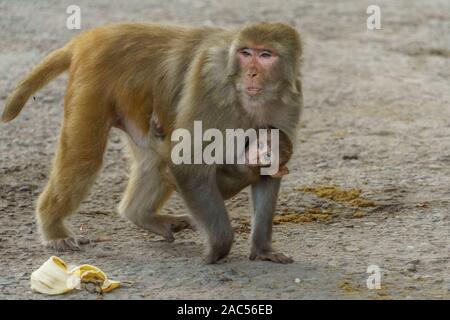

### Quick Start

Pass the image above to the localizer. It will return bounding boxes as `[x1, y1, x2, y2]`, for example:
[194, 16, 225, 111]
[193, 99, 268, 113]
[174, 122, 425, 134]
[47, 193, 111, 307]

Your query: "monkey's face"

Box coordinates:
[235, 46, 281, 100]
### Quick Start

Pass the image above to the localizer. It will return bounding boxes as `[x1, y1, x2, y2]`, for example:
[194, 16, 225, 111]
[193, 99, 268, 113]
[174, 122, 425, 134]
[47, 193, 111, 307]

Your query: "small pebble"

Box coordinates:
[342, 154, 359, 160]
[19, 186, 30, 192]
[344, 246, 360, 252]
[405, 263, 417, 272]
[364, 222, 378, 227]
[285, 286, 296, 292]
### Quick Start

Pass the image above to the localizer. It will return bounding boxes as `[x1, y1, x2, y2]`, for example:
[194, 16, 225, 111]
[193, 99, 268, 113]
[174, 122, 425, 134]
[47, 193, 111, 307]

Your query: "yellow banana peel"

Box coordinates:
[30, 256, 120, 295]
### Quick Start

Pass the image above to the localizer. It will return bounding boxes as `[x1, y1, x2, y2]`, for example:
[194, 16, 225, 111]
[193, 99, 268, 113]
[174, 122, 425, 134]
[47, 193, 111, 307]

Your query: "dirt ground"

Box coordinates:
[0, 0, 449, 300]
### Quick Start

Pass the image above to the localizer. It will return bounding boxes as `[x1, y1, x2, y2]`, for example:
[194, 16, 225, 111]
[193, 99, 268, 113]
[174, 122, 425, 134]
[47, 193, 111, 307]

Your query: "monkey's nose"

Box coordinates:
[247, 68, 258, 78]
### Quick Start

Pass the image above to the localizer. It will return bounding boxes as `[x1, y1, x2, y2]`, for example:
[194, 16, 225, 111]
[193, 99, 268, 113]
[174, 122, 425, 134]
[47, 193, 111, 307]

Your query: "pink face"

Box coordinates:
[237, 46, 279, 97]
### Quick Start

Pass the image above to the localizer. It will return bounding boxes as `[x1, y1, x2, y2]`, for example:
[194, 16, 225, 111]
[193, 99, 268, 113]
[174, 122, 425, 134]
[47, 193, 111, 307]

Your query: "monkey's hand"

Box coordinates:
[250, 176, 293, 264]
[271, 165, 289, 178]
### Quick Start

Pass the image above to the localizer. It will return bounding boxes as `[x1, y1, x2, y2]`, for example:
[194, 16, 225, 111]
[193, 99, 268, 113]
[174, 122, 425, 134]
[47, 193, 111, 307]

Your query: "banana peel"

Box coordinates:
[30, 256, 120, 295]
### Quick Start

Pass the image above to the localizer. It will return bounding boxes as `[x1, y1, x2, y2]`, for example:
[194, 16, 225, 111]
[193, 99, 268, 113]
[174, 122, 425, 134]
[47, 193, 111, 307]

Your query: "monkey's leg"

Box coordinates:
[118, 148, 192, 242]
[37, 96, 111, 251]
[170, 166, 234, 264]
[249, 176, 294, 264]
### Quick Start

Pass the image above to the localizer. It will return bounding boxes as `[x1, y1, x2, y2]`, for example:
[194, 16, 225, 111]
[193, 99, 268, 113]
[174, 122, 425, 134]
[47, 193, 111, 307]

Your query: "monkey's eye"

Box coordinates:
[240, 48, 252, 57]
[260, 50, 273, 58]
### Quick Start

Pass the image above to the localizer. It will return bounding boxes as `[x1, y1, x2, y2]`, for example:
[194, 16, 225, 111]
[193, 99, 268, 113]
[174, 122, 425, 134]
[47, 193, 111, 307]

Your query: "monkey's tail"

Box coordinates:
[1, 46, 72, 122]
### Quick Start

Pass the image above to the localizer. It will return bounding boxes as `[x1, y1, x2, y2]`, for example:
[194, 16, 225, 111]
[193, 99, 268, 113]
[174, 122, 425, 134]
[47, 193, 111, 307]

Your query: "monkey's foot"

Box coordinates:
[44, 236, 90, 252]
[249, 251, 294, 264]
[144, 214, 193, 242]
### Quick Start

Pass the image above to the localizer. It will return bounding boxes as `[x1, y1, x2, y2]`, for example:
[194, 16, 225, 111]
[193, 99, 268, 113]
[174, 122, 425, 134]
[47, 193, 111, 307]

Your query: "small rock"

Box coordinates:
[19, 185, 30, 192]
[42, 96, 55, 103]
[285, 286, 296, 292]
[344, 245, 360, 252]
[93, 236, 112, 243]
[294, 278, 301, 284]
[364, 222, 378, 227]
[343, 154, 359, 160]
[405, 263, 417, 272]
[316, 162, 328, 168]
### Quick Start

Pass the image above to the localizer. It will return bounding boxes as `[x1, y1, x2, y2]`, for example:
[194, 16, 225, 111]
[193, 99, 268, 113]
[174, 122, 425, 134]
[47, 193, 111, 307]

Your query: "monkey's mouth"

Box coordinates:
[246, 87, 262, 96]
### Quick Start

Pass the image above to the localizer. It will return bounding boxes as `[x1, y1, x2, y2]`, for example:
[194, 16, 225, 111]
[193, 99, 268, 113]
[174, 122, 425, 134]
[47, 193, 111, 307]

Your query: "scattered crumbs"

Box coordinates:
[298, 185, 376, 208]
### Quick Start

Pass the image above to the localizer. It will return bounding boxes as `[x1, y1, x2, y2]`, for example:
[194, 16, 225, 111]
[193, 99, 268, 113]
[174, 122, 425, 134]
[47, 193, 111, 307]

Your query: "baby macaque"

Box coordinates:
[245, 128, 292, 178]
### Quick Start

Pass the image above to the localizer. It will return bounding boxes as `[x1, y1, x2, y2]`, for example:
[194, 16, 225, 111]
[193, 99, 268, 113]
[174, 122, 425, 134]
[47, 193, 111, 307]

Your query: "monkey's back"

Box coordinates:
[68, 23, 227, 134]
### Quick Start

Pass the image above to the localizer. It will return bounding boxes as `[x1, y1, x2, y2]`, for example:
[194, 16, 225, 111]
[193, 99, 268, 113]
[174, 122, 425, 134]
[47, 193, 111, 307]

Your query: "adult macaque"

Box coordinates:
[151, 115, 292, 177]
[1, 23, 302, 264]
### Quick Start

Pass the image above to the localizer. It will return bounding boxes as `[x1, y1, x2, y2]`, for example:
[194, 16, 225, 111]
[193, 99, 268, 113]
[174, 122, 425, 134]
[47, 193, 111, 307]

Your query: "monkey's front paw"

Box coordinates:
[44, 236, 90, 252]
[204, 249, 229, 264]
[204, 233, 234, 264]
[249, 251, 294, 264]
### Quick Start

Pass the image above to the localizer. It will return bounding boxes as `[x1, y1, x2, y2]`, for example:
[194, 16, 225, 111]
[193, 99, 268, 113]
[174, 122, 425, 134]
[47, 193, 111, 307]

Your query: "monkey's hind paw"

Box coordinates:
[170, 215, 195, 233]
[164, 215, 195, 240]
[249, 251, 294, 264]
[44, 236, 90, 252]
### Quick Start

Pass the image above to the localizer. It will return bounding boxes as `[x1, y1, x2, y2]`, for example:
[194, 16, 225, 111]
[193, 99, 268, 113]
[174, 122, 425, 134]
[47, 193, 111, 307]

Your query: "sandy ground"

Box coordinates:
[0, 0, 449, 300]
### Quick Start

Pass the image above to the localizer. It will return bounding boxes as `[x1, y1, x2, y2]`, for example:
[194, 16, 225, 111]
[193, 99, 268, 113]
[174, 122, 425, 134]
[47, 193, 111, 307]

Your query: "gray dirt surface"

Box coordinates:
[0, 0, 449, 299]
